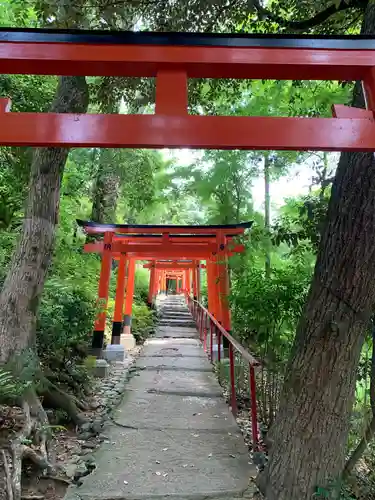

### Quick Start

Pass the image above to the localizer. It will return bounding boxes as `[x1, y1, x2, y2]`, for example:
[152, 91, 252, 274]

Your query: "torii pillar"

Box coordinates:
[92, 231, 113, 357]
[111, 253, 128, 344]
[122, 258, 136, 350]
[148, 265, 156, 307]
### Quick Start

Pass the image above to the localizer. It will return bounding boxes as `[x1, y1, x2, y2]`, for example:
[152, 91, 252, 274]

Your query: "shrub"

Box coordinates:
[131, 303, 156, 343]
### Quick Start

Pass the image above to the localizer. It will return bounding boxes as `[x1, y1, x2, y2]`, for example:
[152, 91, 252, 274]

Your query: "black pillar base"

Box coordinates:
[91, 330, 104, 358]
[111, 321, 123, 344]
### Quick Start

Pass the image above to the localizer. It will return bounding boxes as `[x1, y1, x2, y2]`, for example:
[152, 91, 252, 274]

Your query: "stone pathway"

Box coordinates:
[64, 295, 256, 500]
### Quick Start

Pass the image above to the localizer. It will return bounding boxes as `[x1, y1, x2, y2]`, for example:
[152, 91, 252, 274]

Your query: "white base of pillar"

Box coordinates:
[121, 332, 136, 350]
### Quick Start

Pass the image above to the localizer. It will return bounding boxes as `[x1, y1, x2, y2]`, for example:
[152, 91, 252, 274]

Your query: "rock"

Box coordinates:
[79, 449, 93, 456]
[80, 422, 92, 433]
[74, 463, 90, 481]
[65, 463, 79, 479]
[78, 431, 93, 440]
[91, 420, 103, 434]
[82, 442, 98, 449]
[84, 455, 96, 465]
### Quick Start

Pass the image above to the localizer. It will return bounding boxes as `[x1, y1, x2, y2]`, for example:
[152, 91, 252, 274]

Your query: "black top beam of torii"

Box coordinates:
[0, 28, 375, 50]
[76, 220, 253, 237]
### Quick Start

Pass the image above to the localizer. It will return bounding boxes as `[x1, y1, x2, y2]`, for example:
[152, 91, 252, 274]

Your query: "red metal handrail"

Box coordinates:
[186, 294, 260, 451]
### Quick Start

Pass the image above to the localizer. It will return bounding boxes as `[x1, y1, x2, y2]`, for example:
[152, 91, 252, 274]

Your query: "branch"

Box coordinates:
[253, 0, 365, 31]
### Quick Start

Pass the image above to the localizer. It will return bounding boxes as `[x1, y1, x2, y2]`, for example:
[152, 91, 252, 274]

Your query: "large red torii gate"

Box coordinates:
[77, 220, 251, 355]
[1, 29, 375, 150]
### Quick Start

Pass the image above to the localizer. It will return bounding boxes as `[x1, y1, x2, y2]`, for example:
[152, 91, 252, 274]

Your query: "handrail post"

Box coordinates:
[217, 328, 221, 363]
[203, 311, 208, 352]
[229, 343, 237, 416]
[249, 364, 259, 451]
[209, 320, 214, 360]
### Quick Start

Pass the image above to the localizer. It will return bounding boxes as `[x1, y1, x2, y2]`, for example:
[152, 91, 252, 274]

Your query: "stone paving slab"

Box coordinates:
[64, 427, 251, 500]
[156, 326, 199, 338]
[115, 390, 240, 431]
[139, 355, 212, 371]
[124, 367, 222, 397]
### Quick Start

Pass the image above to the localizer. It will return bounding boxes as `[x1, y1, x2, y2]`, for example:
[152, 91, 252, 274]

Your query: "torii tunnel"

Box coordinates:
[77, 220, 251, 356]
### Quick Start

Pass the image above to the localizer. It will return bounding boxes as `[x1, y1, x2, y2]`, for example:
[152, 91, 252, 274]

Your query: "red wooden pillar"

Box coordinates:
[212, 257, 222, 321]
[196, 260, 201, 302]
[148, 266, 156, 306]
[217, 232, 231, 350]
[154, 269, 160, 296]
[176, 278, 180, 294]
[182, 271, 187, 293]
[192, 260, 198, 300]
[111, 253, 128, 344]
[206, 261, 216, 317]
[186, 268, 191, 295]
[160, 270, 166, 294]
[123, 258, 136, 335]
[92, 231, 113, 356]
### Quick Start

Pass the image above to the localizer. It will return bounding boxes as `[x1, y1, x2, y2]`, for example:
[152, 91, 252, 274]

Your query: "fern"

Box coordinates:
[0, 368, 28, 403]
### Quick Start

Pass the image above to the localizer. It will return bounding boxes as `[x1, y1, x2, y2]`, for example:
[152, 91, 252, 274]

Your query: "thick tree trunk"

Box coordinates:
[0, 76, 89, 363]
[90, 100, 120, 225]
[259, 4, 375, 499]
[90, 149, 121, 223]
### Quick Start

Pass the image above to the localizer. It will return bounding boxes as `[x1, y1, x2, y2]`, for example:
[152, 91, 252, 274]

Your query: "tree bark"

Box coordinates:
[0, 76, 89, 363]
[90, 149, 121, 224]
[258, 3, 375, 499]
[90, 101, 120, 225]
[264, 154, 271, 278]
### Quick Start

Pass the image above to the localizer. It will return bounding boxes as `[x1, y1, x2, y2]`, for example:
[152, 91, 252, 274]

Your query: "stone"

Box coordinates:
[81, 442, 98, 449]
[103, 344, 126, 363]
[91, 420, 103, 434]
[74, 463, 90, 481]
[93, 359, 109, 378]
[78, 432, 93, 441]
[65, 463, 79, 479]
[120, 333, 136, 350]
[80, 422, 92, 433]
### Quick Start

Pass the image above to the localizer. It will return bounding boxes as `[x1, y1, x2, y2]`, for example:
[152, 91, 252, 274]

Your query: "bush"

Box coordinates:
[37, 277, 96, 354]
[131, 303, 156, 343]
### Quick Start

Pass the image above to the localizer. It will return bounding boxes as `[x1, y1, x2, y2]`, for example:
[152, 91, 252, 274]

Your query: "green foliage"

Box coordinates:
[0, 368, 29, 403]
[131, 303, 156, 343]
[36, 279, 96, 354]
[231, 256, 313, 365]
[273, 191, 330, 252]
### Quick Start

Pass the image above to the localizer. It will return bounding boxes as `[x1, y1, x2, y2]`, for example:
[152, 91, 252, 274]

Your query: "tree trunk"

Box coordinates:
[258, 4, 375, 499]
[90, 100, 121, 225]
[90, 149, 121, 223]
[0, 76, 89, 363]
[264, 154, 271, 278]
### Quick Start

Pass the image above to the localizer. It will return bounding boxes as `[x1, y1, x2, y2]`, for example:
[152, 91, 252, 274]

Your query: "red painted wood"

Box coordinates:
[0, 112, 373, 151]
[1, 42, 375, 80]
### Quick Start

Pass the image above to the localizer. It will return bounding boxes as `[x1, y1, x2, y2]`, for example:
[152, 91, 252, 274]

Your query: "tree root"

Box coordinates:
[0, 395, 57, 500]
[39, 383, 87, 427]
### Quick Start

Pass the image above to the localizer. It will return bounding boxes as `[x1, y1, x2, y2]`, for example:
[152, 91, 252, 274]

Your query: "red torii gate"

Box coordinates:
[77, 220, 250, 355]
[1, 29, 375, 150]
[143, 261, 206, 297]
